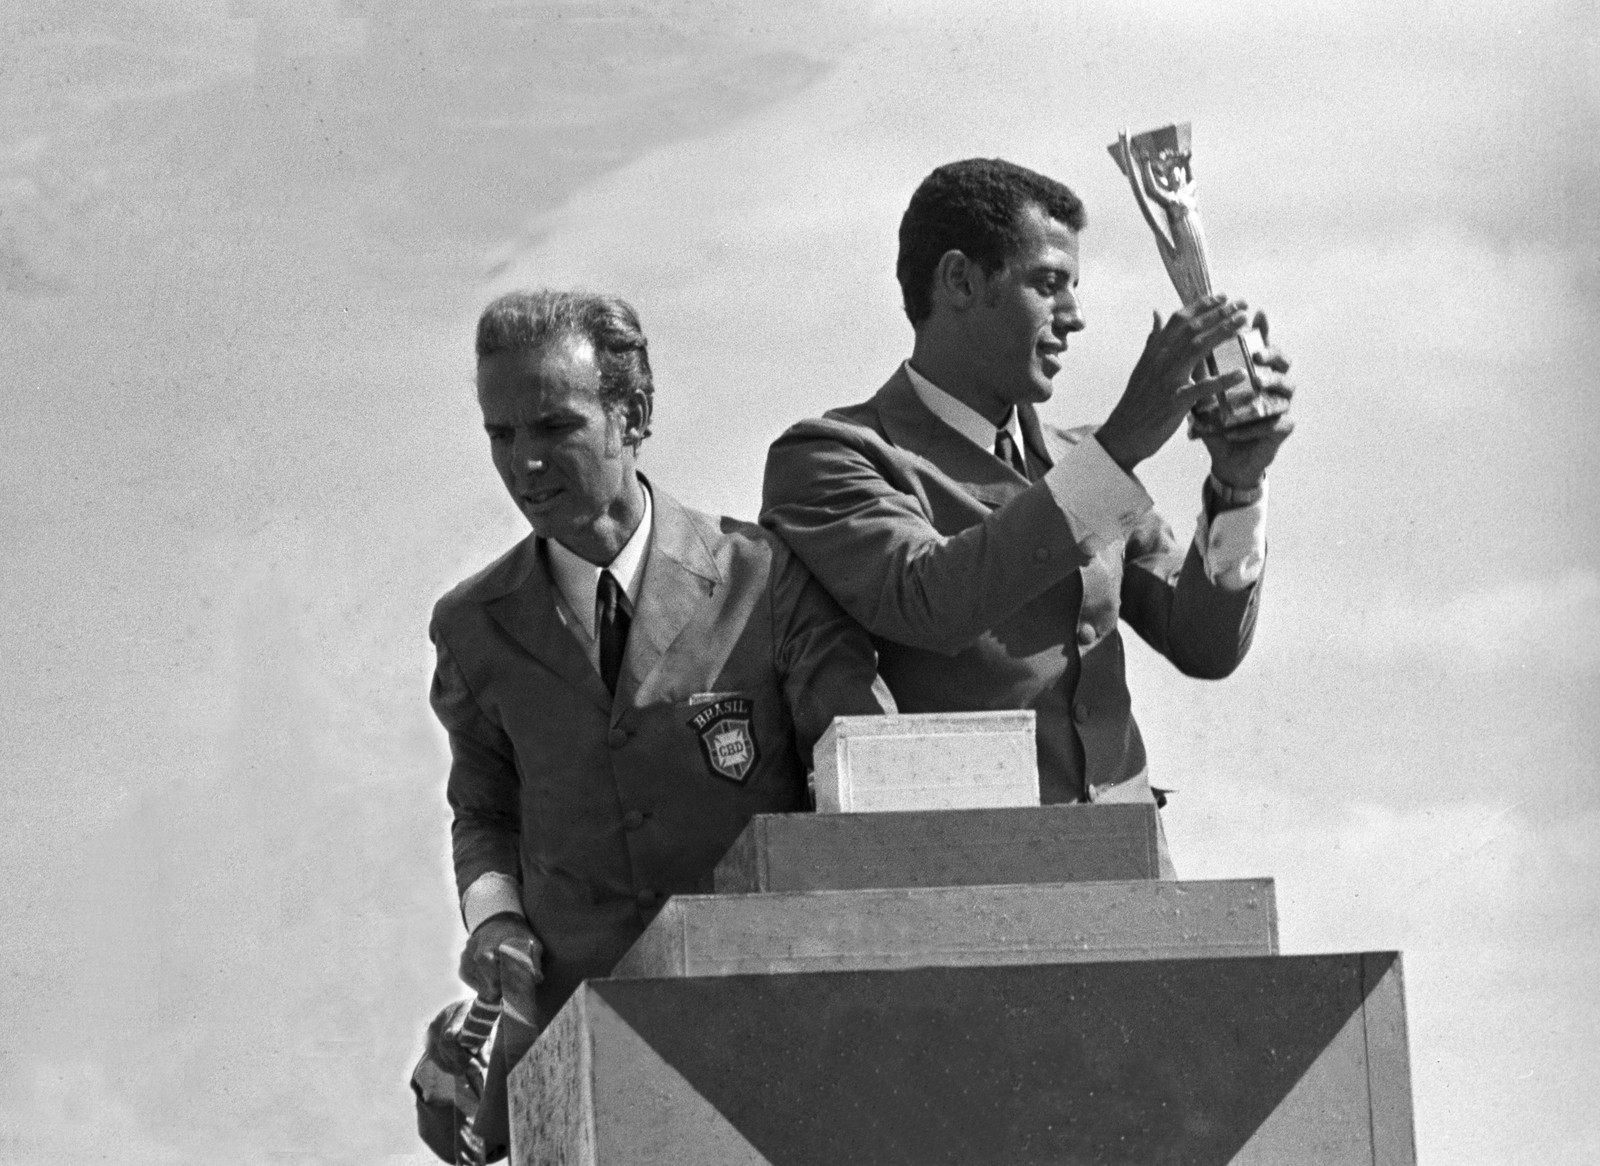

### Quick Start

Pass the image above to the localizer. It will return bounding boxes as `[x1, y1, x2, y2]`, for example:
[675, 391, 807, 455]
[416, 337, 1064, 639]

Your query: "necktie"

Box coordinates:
[596, 570, 630, 695]
[994, 427, 1027, 478]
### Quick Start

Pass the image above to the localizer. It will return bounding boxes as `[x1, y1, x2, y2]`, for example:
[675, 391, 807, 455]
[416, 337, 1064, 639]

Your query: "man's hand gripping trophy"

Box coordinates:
[1108, 123, 1294, 478]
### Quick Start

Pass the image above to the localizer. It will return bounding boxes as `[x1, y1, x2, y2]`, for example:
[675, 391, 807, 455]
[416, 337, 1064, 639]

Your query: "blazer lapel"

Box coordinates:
[485, 537, 612, 713]
[1018, 401, 1074, 475]
[615, 485, 721, 711]
[873, 367, 1026, 509]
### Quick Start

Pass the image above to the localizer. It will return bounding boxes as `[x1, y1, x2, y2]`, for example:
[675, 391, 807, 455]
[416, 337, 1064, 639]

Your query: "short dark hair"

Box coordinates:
[896, 158, 1086, 327]
[475, 289, 654, 429]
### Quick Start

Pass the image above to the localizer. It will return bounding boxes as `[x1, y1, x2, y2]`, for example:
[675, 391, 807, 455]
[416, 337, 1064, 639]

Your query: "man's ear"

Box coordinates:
[931, 249, 982, 312]
[619, 386, 652, 449]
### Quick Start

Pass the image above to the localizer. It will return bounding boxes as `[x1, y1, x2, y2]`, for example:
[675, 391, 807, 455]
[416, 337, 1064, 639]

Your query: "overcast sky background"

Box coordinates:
[1, 1, 1595, 1161]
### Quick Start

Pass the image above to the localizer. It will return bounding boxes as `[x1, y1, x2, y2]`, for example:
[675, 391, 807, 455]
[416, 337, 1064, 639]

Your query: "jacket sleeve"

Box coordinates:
[1118, 510, 1261, 680]
[760, 420, 1097, 655]
[430, 619, 522, 900]
[768, 544, 898, 766]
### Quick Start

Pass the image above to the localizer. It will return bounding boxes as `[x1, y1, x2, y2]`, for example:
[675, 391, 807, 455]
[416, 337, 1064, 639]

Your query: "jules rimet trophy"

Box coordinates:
[1109, 123, 1288, 436]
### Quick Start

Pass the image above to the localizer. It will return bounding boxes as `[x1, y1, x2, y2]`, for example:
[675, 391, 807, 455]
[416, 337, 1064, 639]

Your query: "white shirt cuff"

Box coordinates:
[1043, 436, 1153, 552]
[461, 871, 526, 933]
[1194, 480, 1268, 590]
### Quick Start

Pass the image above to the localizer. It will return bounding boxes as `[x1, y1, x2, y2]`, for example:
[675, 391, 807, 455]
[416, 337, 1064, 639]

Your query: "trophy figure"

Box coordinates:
[1108, 123, 1286, 436]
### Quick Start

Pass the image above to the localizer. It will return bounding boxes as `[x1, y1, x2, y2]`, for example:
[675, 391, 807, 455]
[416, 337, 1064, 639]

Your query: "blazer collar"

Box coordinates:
[615, 482, 721, 709]
[484, 535, 612, 712]
[481, 475, 721, 715]
[872, 366, 1058, 506]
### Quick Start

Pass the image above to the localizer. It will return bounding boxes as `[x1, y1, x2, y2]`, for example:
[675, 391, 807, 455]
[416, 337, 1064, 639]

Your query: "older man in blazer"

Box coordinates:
[432, 289, 892, 1026]
[761, 158, 1296, 873]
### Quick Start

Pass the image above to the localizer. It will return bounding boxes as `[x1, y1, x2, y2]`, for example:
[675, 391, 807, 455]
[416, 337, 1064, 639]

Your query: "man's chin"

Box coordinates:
[520, 509, 568, 541]
[524, 509, 605, 557]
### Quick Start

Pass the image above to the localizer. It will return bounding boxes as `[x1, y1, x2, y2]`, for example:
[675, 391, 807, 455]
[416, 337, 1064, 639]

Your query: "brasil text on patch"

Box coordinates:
[687, 698, 759, 782]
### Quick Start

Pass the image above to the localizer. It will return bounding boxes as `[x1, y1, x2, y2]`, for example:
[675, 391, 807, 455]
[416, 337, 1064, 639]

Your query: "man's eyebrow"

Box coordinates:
[485, 405, 585, 427]
[533, 406, 583, 422]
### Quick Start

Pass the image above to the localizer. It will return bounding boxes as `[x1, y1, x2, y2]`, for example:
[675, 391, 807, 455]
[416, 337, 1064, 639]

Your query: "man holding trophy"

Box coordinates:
[761, 134, 1295, 874]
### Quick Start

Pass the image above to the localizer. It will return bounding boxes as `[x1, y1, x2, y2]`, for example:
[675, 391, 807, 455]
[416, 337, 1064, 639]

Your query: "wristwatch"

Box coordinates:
[1206, 473, 1265, 509]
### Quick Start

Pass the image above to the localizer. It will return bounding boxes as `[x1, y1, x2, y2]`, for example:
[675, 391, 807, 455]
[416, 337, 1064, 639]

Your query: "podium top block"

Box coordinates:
[812, 711, 1039, 813]
[820, 710, 1035, 739]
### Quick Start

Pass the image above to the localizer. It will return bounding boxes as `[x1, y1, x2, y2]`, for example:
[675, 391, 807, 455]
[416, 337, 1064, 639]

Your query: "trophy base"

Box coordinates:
[1187, 326, 1286, 438]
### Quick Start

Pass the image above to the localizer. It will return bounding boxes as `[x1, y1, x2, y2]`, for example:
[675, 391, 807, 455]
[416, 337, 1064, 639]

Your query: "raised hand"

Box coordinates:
[1097, 294, 1252, 474]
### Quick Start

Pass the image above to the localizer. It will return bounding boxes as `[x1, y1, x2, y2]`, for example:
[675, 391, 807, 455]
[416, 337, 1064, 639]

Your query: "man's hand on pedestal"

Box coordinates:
[1201, 310, 1296, 491]
[459, 912, 542, 1003]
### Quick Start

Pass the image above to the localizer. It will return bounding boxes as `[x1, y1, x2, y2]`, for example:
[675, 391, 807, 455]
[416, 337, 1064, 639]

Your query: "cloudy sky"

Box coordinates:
[2, 0, 1595, 1161]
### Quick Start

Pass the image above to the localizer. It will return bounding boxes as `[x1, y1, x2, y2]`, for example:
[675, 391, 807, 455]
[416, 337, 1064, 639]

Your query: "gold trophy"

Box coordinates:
[1108, 123, 1287, 436]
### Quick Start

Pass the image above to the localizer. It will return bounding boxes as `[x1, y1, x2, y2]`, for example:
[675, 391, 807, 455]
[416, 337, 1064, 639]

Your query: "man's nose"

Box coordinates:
[1056, 292, 1085, 334]
[511, 431, 547, 474]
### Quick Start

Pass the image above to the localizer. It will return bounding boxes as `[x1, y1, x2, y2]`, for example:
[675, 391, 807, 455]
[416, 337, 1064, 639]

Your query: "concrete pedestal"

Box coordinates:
[714, 804, 1161, 892]
[611, 879, 1277, 978]
[512, 954, 1415, 1165]
[506, 717, 1416, 1165]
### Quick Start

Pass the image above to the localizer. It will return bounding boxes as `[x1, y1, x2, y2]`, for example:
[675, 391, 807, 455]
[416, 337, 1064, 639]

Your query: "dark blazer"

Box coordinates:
[430, 483, 890, 1016]
[761, 367, 1260, 830]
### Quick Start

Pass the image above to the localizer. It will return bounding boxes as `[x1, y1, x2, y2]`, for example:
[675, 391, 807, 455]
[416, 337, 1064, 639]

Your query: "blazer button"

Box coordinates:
[1033, 547, 1050, 563]
[1077, 623, 1095, 647]
[1074, 701, 1091, 723]
[623, 810, 646, 831]
[607, 728, 628, 749]
[636, 888, 658, 908]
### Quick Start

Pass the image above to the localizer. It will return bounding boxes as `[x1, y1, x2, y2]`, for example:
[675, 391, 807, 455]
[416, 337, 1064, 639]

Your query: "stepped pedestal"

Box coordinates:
[514, 954, 1413, 1165]
[714, 804, 1161, 891]
[507, 713, 1416, 1164]
[612, 879, 1277, 977]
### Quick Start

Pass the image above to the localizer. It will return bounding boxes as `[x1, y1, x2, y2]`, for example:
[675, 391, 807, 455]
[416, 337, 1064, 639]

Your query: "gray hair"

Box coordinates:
[475, 289, 654, 435]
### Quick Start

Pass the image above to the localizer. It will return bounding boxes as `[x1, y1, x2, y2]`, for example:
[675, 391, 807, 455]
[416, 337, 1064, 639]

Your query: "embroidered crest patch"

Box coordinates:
[688, 698, 759, 783]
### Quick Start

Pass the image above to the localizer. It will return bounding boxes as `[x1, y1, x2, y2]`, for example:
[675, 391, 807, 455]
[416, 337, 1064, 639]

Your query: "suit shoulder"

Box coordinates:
[431, 539, 531, 628]
[771, 396, 889, 452]
[666, 500, 821, 603]
[765, 400, 898, 502]
[674, 500, 789, 567]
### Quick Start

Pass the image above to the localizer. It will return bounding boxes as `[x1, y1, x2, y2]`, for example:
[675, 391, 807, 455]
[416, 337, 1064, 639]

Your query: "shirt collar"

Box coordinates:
[545, 479, 653, 640]
[902, 360, 1024, 453]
